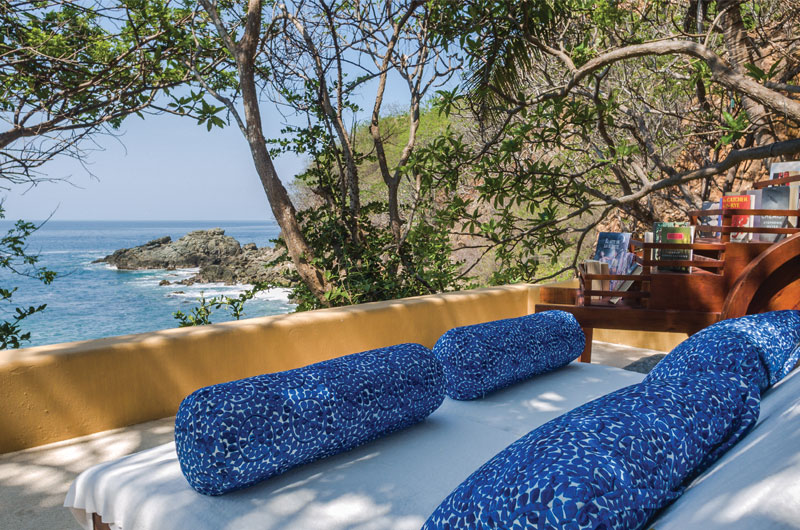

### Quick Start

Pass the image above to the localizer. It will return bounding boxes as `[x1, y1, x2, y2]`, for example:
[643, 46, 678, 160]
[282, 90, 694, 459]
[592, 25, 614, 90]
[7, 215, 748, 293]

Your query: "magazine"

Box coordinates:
[592, 232, 632, 290]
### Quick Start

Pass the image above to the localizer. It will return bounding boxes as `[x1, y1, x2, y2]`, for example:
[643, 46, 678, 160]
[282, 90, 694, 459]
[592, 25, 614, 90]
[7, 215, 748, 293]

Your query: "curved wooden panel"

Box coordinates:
[722, 234, 800, 319]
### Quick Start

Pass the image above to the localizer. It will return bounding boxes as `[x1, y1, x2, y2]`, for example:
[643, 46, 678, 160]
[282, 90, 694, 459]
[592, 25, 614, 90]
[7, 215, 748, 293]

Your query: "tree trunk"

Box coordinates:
[234, 0, 331, 305]
[718, 0, 779, 149]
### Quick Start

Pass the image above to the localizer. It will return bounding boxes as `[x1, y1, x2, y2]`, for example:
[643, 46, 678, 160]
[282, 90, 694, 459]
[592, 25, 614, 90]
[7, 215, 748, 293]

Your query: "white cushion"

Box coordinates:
[65, 363, 643, 530]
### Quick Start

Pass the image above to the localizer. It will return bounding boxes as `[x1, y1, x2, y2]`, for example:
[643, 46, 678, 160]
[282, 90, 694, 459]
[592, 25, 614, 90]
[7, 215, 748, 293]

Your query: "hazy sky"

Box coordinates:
[2, 63, 439, 222]
[2, 104, 304, 222]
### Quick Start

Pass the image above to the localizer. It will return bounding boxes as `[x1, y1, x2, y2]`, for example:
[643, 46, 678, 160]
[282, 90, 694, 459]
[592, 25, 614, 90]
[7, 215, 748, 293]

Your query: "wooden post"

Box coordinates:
[93, 513, 112, 530]
[642, 244, 651, 309]
[580, 327, 593, 363]
[721, 209, 732, 243]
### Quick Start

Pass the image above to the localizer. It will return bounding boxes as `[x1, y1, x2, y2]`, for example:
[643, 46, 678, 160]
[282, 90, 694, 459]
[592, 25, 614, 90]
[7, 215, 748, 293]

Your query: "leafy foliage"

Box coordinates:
[273, 104, 470, 312]
[0, 208, 55, 349]
[0, 0, 220, 183]
[242, 0, 471, 311]
[173, 282, 270, 327]
[422, 0, 800, 280]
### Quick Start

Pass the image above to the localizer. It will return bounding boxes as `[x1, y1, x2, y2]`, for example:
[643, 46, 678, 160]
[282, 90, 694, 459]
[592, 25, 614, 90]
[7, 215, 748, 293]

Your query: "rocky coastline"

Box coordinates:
[93, 228, 294, 287]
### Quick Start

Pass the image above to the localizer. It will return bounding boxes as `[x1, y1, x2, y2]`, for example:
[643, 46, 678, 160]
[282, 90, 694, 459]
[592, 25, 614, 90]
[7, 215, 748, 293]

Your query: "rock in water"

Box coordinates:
[94, 229, 293, 286]
[94, 228, 242, 270]
[192, 245, 292, 286]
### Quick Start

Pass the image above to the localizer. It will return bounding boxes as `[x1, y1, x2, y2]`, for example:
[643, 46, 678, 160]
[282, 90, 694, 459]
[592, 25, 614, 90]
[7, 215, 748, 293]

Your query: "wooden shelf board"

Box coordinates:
[534, 304, 720, 333]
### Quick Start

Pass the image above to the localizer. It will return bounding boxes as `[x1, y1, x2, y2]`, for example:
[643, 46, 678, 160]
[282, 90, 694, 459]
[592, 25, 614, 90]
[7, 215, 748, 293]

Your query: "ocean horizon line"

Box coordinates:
[0, 218, 280, 224]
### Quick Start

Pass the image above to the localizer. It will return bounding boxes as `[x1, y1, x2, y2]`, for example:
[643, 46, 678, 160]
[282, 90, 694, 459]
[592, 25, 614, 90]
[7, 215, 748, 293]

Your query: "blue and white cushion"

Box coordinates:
[433, 310, 585, 400]
[646, 310, 800, 391]
[425, 311, 800, 529]
[423, 373, 758, 530]
[175, 343, 444, 495]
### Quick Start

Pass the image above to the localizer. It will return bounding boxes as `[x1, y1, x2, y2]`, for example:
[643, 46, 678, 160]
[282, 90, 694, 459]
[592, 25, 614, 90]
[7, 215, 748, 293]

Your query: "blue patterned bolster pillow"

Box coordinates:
[646, 310, 800, 391]
[423, 372, 759, 530]
[174, 343, 445, 495]
[432, 310, 584, 400]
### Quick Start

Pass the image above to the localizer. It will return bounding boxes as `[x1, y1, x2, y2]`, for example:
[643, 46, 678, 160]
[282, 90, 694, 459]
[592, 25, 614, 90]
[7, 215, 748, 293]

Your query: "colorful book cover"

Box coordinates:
[658, 225, 694, 272]
[753, 186, 790, 242]
[720, 194, 754, 242]
[652, 222, 686, 263]
[592, 232, 631, 289]
[770, 161, 800, 181]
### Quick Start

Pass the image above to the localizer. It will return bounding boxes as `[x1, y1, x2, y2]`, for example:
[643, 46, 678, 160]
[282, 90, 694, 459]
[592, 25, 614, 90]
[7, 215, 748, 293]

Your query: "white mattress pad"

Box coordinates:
[65, 363, 644, 530]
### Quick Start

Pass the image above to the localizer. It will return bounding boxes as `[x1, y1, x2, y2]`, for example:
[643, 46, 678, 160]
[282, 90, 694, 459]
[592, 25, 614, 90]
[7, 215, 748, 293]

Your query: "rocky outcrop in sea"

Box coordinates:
[94, 228, 293, 286]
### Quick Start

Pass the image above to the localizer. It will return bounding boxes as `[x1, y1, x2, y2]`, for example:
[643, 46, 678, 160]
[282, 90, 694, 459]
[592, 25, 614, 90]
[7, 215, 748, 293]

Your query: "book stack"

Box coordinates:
[576, 160, 800, 308]
[581, 232, 641, 303]
[578, 260, 608, 303]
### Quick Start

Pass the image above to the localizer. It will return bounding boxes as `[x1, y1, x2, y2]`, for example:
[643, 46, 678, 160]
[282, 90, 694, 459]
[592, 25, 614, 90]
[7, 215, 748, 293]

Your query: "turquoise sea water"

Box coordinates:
[0, 220, 294, 349]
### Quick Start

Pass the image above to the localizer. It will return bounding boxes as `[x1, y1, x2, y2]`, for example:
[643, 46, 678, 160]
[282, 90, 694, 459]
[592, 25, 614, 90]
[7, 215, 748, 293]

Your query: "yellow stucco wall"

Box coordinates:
[0, 283, 684, 454]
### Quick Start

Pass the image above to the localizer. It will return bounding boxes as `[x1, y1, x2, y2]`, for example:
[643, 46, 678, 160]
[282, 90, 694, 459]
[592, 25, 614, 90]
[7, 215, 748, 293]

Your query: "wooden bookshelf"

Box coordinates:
[536, 176, 800, 363]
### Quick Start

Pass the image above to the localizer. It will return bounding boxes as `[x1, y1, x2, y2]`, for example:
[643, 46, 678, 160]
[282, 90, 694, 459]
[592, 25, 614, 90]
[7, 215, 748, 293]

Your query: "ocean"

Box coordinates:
[0, 220, 295, 349]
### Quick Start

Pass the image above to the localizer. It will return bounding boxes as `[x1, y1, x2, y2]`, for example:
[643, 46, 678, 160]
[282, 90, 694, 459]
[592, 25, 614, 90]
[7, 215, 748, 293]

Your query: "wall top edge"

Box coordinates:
[0, 283, 546, 365]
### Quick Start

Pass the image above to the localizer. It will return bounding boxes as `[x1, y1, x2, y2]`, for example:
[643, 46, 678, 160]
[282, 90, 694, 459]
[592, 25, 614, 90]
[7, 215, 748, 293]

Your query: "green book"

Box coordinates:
[652, 222, 687, 263]
[658, 225, 695, 272]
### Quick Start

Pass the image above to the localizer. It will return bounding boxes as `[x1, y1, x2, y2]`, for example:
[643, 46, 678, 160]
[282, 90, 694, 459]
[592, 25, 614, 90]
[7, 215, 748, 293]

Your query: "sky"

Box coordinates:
[2, 60, 447, 222]
[2, 104, 305, 222]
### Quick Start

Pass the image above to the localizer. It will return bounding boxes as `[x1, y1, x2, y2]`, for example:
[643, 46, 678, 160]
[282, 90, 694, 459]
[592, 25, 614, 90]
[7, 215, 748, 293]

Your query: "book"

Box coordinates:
[746, 188, 762, 205]
[581, 260, 609, 302]
[592, 232, 632, 290]
[720, 194, 754, 242]
[652, 222, 686, 265]
[768, 162, 800, 227]
[696, 201, 718, 237]
[658, 225, 695, 272]
[753, 186, 790, 242]
[770, 161, 800, 181]
[610, 260, 643, 304]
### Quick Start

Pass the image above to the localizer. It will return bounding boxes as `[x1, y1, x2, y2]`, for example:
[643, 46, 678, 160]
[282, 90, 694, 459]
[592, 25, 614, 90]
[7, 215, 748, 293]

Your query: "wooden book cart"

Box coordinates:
[536, 174, 800, 363]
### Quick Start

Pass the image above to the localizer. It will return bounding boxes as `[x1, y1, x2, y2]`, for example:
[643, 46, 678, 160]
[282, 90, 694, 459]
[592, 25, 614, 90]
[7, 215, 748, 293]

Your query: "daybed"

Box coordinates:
[65, 359, 800, 529]
[65, 310, 800, 530]
[65, 362, 642, 529]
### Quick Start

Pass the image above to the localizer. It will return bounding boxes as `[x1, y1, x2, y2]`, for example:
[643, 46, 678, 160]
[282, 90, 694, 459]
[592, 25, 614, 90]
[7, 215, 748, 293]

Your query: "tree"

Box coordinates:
[425, 0, 800, 281]
[1, 0, 223, 344]
[184, 0, 332, 305]
[187, 0, 465, 309]
[0, 207, 55, 349]
[0, 0, 219, 185]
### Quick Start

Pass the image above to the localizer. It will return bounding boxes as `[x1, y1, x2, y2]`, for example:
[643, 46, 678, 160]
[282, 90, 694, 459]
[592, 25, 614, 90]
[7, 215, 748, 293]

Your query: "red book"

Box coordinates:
[720, 194, 754, 241]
